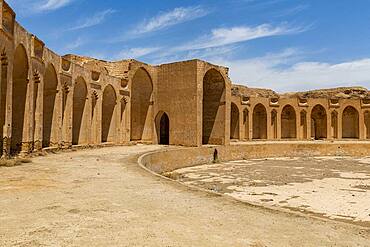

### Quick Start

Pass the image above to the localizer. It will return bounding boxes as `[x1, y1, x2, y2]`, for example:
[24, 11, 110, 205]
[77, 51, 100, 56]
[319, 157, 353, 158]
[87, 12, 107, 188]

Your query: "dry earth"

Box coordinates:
[0, 145, 369, 246]
[169, 157, 370, 226]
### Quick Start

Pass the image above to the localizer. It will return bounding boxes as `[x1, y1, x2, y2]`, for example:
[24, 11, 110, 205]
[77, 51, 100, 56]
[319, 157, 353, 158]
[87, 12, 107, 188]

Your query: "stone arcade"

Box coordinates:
[0, 0, 369, 157]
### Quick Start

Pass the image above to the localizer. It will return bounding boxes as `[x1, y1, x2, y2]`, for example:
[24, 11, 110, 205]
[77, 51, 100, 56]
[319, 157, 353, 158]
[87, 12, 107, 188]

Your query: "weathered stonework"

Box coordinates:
[0, 0, 369, 157]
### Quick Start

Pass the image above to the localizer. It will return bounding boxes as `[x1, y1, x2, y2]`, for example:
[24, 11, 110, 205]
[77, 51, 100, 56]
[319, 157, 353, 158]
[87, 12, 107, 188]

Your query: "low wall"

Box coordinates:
[140, 141, 370, 174]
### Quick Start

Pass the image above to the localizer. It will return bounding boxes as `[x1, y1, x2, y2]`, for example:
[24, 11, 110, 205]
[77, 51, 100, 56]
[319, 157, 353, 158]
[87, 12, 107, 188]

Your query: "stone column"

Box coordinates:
[33, 74, 43, 151]
[276, 110, 282, 140]
[359, 109, 365, 140]
[21, 76, 32, 154]
[327, 110, 332, 140]
[337, 110, 343, 139]
[62, 86, 72, 148]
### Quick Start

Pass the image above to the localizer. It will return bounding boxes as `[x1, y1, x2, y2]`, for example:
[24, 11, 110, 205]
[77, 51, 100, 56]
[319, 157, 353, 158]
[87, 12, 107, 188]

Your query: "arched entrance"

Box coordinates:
[311, 105, 327, 140]
[202, 69, 225, 145]
[42, 64, 58, 148]
[342, 106, 359, 139]
[281, 105, 296, 139]
[102, 85, 117, 143]
[253, 104, 267, 139]
[131, 68, 153, 141]
[155, 112, 169, 145]
[365, 111, 370, 139]
[72, 77, 88, 145]
[11, 44, 28, 153]
[230, 103, 239, 140]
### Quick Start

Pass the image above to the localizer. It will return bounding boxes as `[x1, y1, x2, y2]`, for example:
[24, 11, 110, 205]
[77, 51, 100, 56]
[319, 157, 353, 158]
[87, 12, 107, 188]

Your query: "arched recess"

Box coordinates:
[230, 103, 239, 140]
[243, 109, 249, 140]
[0, 51, 8, 152]
[155, 111, 169, 145]
[342, 106, 359, 139]
[11, 44, 28, 154]
[281, 105, 296, 139]
[72, 77, 88, 145]
[102, 85, 117, 143]
[253, 104, 267, 139]
[271, 109, 277, 139]
[131, 68, 153, 141]
[300, 110, 307, 139]
[202, 69, 226, 144]
[365, 111, 370, 139]
[311, 105, 327, 140]
[331, 111, 338, 139]
[42, 64, 58, 147]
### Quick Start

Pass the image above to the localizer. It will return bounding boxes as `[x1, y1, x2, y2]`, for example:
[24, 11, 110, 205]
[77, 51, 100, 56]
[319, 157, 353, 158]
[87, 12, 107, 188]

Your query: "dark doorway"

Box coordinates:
[159, 113, 169, 145]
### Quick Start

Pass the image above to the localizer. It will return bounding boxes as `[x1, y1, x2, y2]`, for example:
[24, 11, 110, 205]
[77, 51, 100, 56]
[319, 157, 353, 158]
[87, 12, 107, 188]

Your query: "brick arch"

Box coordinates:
[202, 68, 226, 144]
[131, 67, 153, 141]
[230, 102, 239, 140]
[342, 106, 359, 139]
[102, 84, 117, 143]
[253, 103, 267, 139]
[311, 104, 327, 140]
[11, 44, 29, 153]
[281, 105, 296, 139]
[43, 63, 58, 147]
[155, 111, 170, 145]
[72, 76, 88, 145]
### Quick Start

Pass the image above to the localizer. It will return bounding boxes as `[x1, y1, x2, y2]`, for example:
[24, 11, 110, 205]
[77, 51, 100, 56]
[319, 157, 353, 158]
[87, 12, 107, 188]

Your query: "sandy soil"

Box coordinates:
[0, 146, 369, 246]
[169, 156, 370, 226]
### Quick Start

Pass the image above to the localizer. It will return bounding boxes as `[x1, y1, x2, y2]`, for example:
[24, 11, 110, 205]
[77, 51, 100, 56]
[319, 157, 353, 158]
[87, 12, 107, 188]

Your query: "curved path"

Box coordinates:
[0, 145, 369, 246]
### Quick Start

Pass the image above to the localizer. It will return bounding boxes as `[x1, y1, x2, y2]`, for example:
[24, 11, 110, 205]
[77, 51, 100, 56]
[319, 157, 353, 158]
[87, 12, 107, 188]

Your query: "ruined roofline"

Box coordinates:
[232, 84, 370, 99]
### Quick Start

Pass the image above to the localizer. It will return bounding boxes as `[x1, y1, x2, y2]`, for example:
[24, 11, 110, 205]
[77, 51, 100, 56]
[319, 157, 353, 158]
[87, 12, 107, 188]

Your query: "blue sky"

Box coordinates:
[6, 0, 370, 92]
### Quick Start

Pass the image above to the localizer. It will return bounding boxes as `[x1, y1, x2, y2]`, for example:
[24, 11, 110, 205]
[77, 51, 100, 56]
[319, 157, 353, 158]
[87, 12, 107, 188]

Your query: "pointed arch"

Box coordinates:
[253, 104, 267, 139]
[230, 103, 240, 140]
[311, 105, 327, 140]
[11, 44, 29, 153]
[155, 111, 169, 145]
[72, 77, 88, 145]
[131, 67, 153, 141]
[42, 63, 58, 147]
[342, 106, 359, 139]
[102, 84, 117, 143]
[281, 105, 296, 139]
[202, 69, 226, 144]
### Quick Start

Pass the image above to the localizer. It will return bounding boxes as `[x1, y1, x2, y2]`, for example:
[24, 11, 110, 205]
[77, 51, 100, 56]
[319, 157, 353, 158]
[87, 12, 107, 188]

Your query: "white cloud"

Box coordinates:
[132, 6, 210, 35]
[211, 49, 370, 92]
[36, 0, 74, 12]
[7, 0, 75, 14]
[177, 24, 307, 51]
[115, 47, 161, 60]
[68, 9, 116, 31]
[63, 37, 86, 52]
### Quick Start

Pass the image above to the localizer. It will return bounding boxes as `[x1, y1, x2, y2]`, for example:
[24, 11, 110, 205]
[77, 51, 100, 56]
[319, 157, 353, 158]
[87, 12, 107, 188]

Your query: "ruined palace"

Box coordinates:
[0, 1, 369, 157]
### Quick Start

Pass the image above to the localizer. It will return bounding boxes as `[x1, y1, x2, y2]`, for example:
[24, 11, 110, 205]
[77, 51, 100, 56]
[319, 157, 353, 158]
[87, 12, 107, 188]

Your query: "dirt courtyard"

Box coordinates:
[169, 156, 370, 226]
[0, 146, 369, 246]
